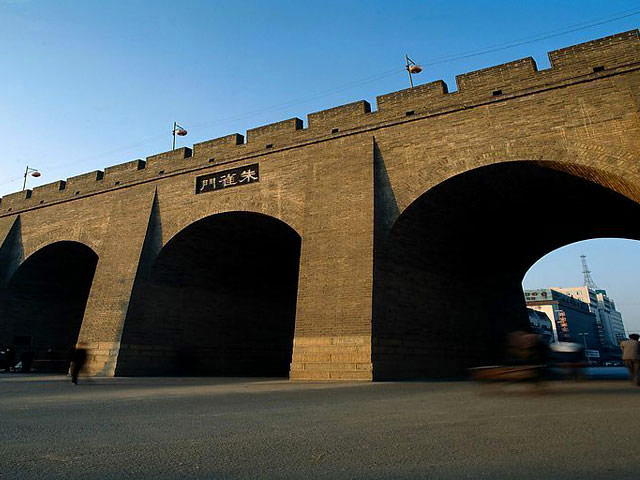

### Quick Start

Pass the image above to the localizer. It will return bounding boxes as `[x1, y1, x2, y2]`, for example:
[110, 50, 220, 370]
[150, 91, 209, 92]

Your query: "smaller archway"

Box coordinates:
[0, 241, 98, 372]
[118, 211, 302, 377]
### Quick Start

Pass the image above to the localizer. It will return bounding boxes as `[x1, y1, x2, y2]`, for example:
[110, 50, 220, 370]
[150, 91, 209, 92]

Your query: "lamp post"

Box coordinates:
[405, 54, 422, 88]
[578, 332, 590, 363]
[22, 166, 41, 191]
[172, 122, 188, 151]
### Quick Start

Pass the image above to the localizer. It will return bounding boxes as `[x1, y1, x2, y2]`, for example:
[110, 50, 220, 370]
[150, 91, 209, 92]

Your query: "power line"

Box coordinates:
[3, 7, 640, 187]
[178, 7, 640, 135]
[423, 8, 640, 67]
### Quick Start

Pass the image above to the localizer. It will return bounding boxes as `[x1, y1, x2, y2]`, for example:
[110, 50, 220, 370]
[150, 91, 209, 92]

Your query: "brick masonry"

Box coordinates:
[0, 31, 639, 380]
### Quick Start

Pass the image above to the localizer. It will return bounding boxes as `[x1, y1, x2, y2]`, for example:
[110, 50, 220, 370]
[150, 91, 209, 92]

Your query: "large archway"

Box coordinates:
[117, 211, 302, 377]
[0, 241, 98, 372]
[372, 161, 640, 379]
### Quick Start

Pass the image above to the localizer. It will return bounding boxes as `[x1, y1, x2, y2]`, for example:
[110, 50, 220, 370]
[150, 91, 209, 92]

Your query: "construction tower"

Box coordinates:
[580, 255, 598, 290]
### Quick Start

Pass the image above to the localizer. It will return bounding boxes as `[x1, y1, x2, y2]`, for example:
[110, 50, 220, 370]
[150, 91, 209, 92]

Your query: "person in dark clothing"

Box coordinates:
[4, 346, 16, 373]
[70, 347, 87, 385]
[620, 333, 640, 386]
[505, 331, 549, 383]
[0, 348, 7, 372]
[20, 351, 34, 373]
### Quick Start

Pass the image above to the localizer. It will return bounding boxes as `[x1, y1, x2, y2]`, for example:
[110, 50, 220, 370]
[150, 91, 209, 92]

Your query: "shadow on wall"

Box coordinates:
[372, 160, 640, 380]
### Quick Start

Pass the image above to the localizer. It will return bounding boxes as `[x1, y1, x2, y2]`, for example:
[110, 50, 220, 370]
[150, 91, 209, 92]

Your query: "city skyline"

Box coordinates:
[523, 238, 640, 334]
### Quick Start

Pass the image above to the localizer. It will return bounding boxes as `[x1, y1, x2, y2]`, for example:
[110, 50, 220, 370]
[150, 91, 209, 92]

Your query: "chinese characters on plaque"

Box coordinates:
[195, 164, 259, 194]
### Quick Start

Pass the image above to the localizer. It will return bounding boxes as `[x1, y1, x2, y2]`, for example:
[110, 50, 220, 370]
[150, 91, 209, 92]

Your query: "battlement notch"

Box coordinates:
[104, 159, 146, 176]
[308, 100, 372, 133]
[0, 190, 32, 210]
[456, 57, 538, 94]
[32, 180, 67, 197]
[193, 133, 244, 160]
[548, 30, 640, 75]
[103, 159, 146, 185]
[65, 170, 104, 195]
[146, 147, 193, 171]
[376, 80, 449, 115]
[246, 118, 303, 148]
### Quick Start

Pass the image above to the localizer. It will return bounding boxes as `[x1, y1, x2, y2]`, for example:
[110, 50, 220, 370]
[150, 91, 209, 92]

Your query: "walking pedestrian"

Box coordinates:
[5, 346, 16, 373]
[620, 333, 640, 386]
[20, 351, 34, 373]
[69, 347, 87, 385]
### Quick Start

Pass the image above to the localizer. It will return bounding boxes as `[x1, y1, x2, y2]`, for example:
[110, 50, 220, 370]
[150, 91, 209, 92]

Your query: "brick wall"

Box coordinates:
[0, 31, 638, 379]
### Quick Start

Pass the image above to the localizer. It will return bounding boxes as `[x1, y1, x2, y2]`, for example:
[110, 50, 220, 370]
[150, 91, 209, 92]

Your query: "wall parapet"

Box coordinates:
[308, 100, 372, 133]
[246, 117, 304, 147]
[1, 29, 639, 213]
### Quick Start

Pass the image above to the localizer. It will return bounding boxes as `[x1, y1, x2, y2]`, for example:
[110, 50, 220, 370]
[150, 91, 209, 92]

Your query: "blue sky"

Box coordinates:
[1, 0, 639, 331]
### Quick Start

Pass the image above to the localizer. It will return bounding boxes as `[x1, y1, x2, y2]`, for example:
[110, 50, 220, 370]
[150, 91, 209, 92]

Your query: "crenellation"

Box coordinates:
[548, 30, 640, 75]
[104, 159, 146, 176]
[1, 30, 639, 212]
[246, 117, 303, 146]
[308, 100, 372, 132]
[193, 133, 244, 160]
[455, 57, 538, 94]
[65, 171, 104, 195]
[103, 159, 146, 185]
[1, 190, 32, 210]
[146, 147, 193, 171]
[376, 80, 449, 115]
[32, 180, 67, 199]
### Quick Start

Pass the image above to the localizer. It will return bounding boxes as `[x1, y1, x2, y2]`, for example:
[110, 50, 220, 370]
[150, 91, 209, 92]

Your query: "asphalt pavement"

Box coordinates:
[1, 371, 639, 479]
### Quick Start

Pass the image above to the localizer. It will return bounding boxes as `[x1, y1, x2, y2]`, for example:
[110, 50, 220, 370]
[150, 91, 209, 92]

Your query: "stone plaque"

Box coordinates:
[195, 163, 259, 194]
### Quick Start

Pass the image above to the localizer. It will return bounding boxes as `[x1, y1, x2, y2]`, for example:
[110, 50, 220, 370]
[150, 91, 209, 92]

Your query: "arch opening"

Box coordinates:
[373, 161, 640, 380]
[0, 241, 98, 372]
[117, 212, 302, 377]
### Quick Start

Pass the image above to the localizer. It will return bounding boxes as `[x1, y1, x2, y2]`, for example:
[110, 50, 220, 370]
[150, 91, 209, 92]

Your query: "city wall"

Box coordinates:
[1, 31, 639, 379]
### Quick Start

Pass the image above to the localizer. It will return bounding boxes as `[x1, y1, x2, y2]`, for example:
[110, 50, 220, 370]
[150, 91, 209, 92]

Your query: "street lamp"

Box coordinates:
[405, 54, 422, 88]
[172, 122, 188, 151]
[578, 332, 590, 362]
[22, 166, 41, 191]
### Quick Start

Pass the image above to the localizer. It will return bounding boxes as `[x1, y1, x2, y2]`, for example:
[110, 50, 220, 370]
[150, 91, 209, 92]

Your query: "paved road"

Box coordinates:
[1, 374, 639, 479]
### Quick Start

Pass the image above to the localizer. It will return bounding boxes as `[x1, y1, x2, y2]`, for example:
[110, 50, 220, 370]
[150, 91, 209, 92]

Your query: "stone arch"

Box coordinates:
[0, 241, 98, 372]
[154, 177, 305, 249]
[116, 211, 302, 377]
[391, 142, 640, 217]
[372, 159, 640, 379]
[163, 208, 302, 251]
[23, 236, 102, 264]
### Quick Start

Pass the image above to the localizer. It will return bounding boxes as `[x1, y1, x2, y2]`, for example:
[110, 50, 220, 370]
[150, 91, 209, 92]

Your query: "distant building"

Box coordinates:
[526, 308, 554, 343]
[524, 289, 600, 352]
[552, 286, 626, 348]
[596, 290, 626, 344]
